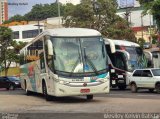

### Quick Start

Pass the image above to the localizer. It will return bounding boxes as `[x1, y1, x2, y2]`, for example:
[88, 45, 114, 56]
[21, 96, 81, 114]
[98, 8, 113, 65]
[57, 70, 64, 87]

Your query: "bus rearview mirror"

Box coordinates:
[47, 40, 53, 56]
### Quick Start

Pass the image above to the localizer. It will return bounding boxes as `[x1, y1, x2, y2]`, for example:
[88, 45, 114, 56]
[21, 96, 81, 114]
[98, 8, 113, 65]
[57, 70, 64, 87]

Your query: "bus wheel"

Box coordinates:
[148, 89, 154, 93]
[131, 83, 137, 93]
[86, 95, 93, 100]
[155, 83, 160, 94]
[42, 82, 52, 101]
[118, 85, 126, 90]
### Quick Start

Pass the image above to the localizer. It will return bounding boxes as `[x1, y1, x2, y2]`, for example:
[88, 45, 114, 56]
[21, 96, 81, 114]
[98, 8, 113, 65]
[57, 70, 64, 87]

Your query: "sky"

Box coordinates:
[8, 0, 135, 18]
[8, 0, 56, 17]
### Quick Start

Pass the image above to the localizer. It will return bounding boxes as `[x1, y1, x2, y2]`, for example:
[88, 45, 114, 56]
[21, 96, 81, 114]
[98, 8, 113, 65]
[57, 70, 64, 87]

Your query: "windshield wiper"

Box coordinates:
[83, 47, 99, 75]
[69, 47, 82, 77]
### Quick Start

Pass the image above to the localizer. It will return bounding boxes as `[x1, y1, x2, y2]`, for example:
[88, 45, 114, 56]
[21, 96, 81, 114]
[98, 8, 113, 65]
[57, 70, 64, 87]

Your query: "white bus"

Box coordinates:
[105, 39, 152, 89]
[20, 28, 111, 101]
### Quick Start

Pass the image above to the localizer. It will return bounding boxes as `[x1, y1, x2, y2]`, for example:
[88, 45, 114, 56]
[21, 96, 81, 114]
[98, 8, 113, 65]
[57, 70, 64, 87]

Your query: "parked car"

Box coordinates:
[143, 42, 152, 49]
[0, 76, 21, 90]
[129, 69, 160, 93]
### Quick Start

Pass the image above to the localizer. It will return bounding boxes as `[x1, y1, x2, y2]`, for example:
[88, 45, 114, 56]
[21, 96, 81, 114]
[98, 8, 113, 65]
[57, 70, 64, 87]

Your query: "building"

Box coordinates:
[0, 0, 8, 24]
[9, 24, 44, 42]
[117, 1, 155, 42]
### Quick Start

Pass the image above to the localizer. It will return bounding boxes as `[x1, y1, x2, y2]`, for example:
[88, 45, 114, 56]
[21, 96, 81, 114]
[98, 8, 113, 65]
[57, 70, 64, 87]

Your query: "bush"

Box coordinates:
[138, 38, 145, 48]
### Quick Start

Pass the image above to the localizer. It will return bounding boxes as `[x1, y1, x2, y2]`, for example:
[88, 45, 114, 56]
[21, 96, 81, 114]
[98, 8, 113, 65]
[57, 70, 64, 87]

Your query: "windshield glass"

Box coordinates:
[125, 47, 148, 71]
[51, 37, 108, 76]
[152, 69, 160, 76]
[8, 77, 20, 81]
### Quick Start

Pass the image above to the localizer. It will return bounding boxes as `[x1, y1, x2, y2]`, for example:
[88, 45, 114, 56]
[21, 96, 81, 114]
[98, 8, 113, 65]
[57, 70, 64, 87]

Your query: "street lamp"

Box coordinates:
[57, 0, 61, 27]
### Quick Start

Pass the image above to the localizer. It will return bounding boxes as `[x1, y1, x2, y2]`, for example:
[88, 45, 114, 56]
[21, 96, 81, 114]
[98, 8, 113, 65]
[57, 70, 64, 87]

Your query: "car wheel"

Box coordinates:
[131, 83, 137, 93]
[149, 89, 154, 93]
[86, 95, 93, 100]
[155, 83, 160, 94]
[42, 82, 52, 101]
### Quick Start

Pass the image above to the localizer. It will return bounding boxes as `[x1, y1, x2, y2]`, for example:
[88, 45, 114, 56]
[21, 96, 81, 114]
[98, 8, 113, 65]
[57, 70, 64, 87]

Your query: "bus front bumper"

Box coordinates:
[49, 81, 110, 97]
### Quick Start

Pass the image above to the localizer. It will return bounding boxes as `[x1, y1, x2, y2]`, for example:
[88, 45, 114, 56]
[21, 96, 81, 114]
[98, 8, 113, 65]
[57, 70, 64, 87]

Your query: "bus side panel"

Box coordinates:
[20, 60, 46, 93]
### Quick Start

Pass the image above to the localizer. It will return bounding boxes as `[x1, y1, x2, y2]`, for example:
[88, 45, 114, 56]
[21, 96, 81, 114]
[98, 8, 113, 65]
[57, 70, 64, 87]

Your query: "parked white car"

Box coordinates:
[129, 69, 160, 93]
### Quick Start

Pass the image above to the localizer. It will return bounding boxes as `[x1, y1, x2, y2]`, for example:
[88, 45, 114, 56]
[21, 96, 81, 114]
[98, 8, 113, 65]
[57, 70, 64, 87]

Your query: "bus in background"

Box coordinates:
[150, 48, 160, 68]
[20, 28, 113, 101]
[105, 39, 152, 90]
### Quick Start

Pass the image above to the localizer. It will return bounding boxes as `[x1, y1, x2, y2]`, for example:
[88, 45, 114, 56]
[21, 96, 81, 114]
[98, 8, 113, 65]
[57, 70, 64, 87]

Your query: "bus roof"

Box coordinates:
[20, 28, 101, 52]
[104, 38, 140, 47]
[45, 28, 101, 37]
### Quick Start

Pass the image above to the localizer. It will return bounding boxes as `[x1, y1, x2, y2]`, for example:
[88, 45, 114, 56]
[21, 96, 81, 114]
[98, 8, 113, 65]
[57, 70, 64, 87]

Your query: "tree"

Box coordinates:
[3, 14, 27, 24]
[0, 27, 27, 76]
[63, 0, 136, 41]
[24, 3, 65, 21]
[0, 26, 12, 76]
[137, 38, 145, 48]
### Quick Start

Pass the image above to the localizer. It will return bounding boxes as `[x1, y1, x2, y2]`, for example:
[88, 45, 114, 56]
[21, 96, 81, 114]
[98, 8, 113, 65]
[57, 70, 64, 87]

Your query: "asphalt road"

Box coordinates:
[0, 88, 160, 119]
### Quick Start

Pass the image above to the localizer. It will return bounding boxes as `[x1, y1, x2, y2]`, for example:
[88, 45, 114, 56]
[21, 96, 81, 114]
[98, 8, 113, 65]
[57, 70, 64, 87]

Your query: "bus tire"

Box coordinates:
[42, 81, 52, 101]
[131, 83, 137, 93]
[155, 83, 160, 94]
[25, 80, 31, 96]
[118, 85, 126, 90]
[86, 95, 93, 100]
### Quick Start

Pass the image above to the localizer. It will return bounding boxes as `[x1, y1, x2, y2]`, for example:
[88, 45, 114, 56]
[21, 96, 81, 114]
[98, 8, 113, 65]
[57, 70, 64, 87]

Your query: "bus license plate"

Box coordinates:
[80, 89, 90, 93]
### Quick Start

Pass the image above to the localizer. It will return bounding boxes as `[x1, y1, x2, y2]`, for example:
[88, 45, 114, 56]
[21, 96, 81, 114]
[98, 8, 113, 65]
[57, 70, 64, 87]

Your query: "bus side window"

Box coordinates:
[40, 52, 46, 73]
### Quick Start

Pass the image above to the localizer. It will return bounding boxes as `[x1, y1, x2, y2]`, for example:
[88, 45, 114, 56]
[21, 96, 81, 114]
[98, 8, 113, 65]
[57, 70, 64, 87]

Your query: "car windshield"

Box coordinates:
[152, 69, 160, 76]
[50, 37, 108, 76]
[8, 77, 20, 81]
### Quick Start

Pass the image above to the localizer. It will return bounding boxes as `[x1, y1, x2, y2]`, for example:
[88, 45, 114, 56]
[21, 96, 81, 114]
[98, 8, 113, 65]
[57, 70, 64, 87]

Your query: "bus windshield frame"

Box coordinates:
[49, 36, 108, 77]
[125, 46, 148, 72]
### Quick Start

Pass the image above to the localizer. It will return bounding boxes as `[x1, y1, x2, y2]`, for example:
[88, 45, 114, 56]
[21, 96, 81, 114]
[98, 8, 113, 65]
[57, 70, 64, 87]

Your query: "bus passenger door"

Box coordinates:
[40, 52, 46, 74]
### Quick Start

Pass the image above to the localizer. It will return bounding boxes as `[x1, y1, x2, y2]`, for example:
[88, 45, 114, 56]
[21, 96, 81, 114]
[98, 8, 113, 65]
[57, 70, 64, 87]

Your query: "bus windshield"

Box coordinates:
[125, 47, 148, 71]
[51, 37, 108, 77]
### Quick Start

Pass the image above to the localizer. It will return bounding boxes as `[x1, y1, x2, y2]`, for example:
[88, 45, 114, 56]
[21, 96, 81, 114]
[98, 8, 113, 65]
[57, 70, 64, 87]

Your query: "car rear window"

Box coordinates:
[152, 69, 160, 76]
[133, 70, 142, 76]
[141, 70, 152, 77]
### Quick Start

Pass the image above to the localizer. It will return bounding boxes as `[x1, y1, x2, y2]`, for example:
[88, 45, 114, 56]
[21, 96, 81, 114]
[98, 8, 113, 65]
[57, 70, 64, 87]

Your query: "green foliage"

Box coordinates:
[137, 38, 145, 48]
[0, 27, 26, 76]
[151, 34, 158, 44]
[4, 2, 66, 22]
[63, 0, 136, 41]
[24, 3, 65, 21]
[3, 14, 27, 24]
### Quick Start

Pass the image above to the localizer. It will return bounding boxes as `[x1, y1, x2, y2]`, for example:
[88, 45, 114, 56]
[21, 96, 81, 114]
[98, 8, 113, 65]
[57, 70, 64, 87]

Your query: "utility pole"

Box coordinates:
[57, 0, 61, 27]
[141, 14, 144, 39]
[34, 20, 44, 34]
[149, 14, 152, 44]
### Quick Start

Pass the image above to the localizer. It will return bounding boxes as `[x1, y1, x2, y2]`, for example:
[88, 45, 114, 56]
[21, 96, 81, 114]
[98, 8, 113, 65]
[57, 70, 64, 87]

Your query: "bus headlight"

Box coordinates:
[59, 80, 69, 85]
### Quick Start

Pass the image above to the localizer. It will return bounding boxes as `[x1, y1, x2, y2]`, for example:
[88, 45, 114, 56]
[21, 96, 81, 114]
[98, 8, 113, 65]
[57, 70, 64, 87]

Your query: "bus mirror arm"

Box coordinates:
[47, 40, 54, 56]
[104, 38, 116, 53]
